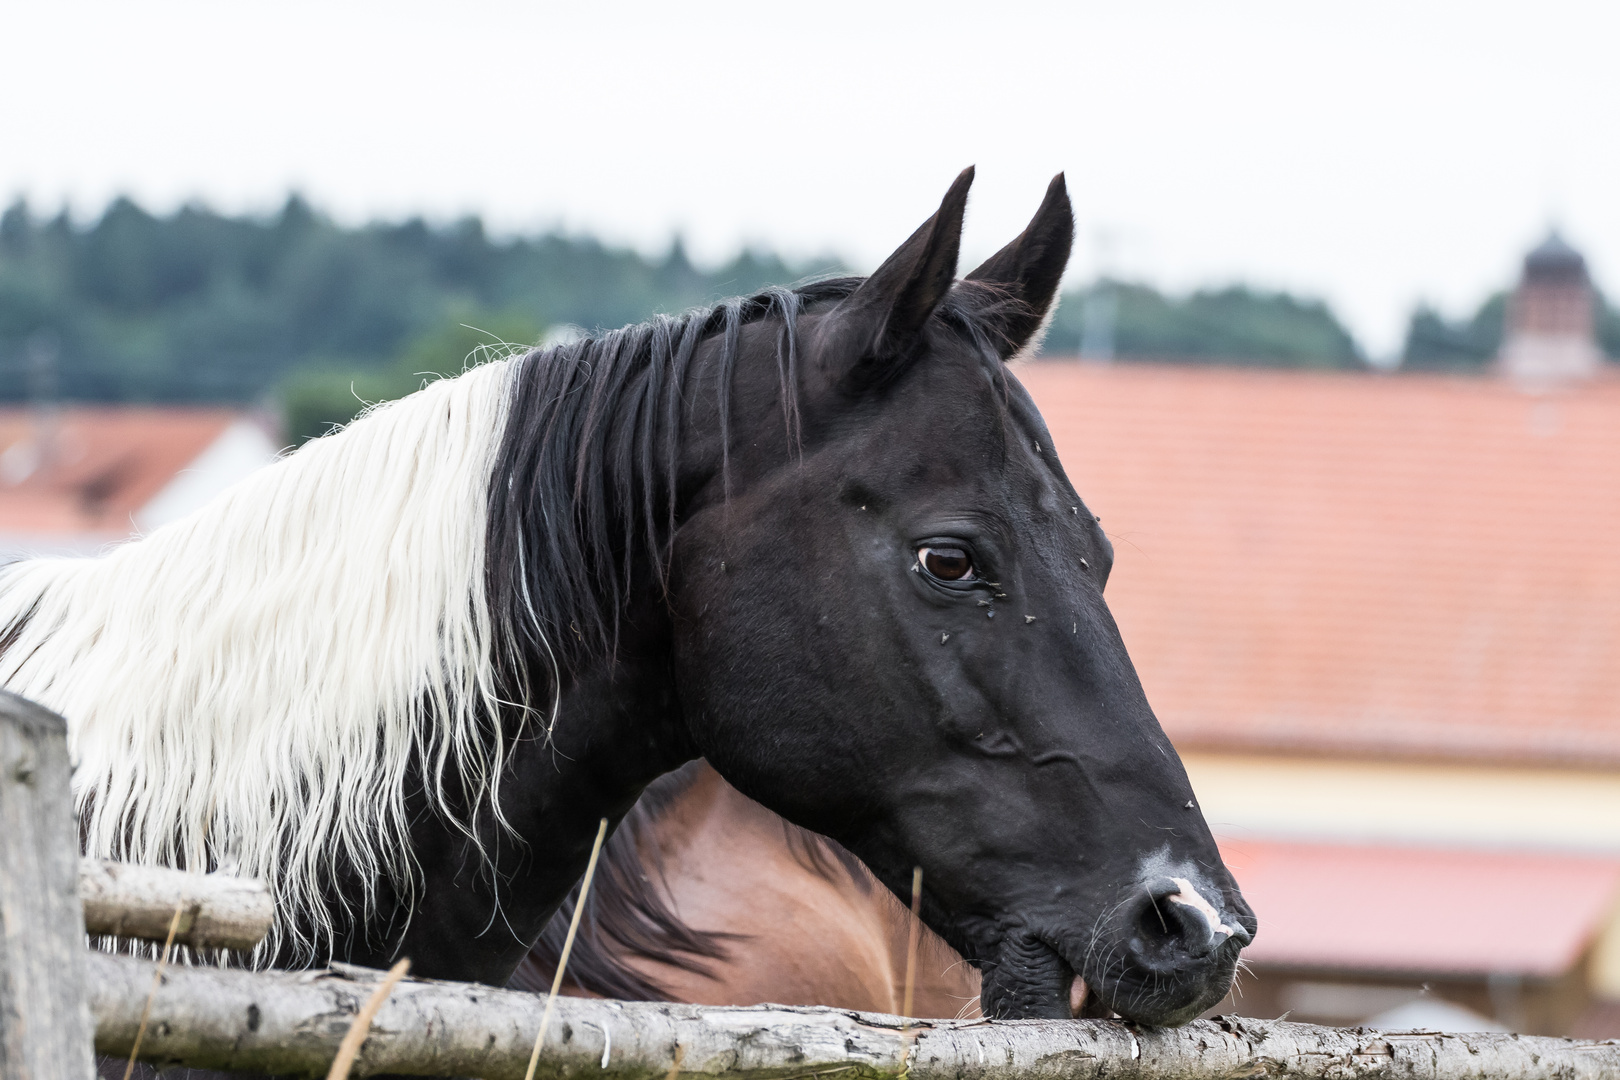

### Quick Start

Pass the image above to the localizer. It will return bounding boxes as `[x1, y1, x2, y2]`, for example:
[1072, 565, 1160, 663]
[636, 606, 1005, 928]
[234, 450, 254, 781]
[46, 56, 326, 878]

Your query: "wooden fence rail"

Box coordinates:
[8, 691, 1620, 1079]
[80, 857, 274, 950]
[88, 951, 1620, 1080]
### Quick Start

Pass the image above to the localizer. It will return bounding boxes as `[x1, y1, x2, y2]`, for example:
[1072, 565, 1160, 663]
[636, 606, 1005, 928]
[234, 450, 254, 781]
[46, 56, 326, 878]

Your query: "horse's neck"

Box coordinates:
[616, 764, 983, 1016]
[374, 647, 696, 983]
[647, 763, 783, 863]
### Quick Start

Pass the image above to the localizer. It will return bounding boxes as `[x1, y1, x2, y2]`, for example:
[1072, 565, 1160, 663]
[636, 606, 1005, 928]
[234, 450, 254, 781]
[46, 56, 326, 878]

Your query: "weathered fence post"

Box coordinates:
[0, 690, 95, 1079]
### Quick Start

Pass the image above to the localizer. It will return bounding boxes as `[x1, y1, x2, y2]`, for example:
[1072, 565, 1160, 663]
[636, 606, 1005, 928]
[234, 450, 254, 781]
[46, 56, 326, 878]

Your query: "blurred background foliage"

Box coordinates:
[280, 313, 546, 443]
[0, 195, 828, 416]
[1042, 282, 1363, 367]
[7, 195, 1619, 442]
[1402, 291, 1620, 370]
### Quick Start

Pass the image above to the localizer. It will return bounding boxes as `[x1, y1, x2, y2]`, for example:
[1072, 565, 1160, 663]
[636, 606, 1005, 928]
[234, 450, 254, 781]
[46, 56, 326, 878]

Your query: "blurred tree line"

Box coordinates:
[1041, 281, 1363, 368]
[15, 194, 1620, 436]
[1400, 292, 1620, 370]
[278, 315, 546, 442]
[2, 195, 1392, 442]
[0, 195, 832, 420]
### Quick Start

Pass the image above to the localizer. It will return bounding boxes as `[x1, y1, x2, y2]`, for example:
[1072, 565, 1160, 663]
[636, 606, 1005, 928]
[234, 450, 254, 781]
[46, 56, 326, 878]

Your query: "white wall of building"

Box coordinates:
[134, 419, 281, 532]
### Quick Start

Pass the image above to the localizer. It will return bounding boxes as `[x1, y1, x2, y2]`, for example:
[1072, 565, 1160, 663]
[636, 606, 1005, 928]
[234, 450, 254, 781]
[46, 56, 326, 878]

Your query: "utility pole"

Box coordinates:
[1079, 227, 1117, 363]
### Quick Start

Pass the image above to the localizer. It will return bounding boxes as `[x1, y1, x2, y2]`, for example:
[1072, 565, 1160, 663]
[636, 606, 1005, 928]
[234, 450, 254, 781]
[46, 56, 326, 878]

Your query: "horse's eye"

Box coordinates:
[918, 546, 974, 582]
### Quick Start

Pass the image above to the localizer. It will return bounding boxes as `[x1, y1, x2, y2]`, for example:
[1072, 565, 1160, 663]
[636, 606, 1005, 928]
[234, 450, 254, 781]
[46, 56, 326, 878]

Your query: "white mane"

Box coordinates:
[0, 359, 518, 962]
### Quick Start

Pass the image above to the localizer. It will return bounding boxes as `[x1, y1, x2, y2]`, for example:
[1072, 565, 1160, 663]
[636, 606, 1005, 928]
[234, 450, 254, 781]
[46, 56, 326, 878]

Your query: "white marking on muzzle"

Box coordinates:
[1166, 877, 1240, 938]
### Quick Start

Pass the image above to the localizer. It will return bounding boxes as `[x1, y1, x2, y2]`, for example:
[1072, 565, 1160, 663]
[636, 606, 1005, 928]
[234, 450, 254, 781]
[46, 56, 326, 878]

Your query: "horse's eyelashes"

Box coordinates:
[918, 545, 974, 582]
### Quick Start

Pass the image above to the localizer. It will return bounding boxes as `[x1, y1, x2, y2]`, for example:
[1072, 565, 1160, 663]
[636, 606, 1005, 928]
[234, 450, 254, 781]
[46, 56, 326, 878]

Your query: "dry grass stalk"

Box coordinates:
[901, 865, 923, 1022]
[897, 865, 924, 1080]
[523, 816, 610, 1080]
[326, 957, 411, 1080]
[121, 902, 185, 1080]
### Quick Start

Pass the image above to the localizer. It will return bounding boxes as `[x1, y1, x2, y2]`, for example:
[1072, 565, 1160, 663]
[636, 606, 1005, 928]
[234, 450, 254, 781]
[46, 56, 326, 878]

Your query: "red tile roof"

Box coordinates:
[1019, 362, 1620, 766]
[1221, 838, 1620, 976]
[0, 407, 243, 535]
[7, 371, 1618, 767]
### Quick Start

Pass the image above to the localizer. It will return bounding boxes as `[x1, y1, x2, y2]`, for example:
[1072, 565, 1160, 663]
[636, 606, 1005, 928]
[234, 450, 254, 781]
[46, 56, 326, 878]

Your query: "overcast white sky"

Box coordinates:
[5, 0, 1618, 357]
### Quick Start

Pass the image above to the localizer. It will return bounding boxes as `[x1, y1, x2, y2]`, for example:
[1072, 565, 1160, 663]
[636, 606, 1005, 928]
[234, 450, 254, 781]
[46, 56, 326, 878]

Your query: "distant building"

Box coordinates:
[1497, 232, 1604, 385]
[1021, 361, 1620, 1036]
[0, 407, 280, 562]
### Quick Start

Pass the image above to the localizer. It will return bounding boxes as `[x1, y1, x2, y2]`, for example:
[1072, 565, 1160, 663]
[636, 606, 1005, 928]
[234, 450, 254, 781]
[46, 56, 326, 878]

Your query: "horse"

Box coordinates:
[1, 168, 1254, 1027]
[513, 759, 986, 1019]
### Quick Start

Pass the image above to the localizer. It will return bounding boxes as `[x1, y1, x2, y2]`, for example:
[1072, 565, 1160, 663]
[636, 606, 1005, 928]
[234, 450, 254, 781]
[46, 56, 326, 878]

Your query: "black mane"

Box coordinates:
[485, 276, 1014, 705]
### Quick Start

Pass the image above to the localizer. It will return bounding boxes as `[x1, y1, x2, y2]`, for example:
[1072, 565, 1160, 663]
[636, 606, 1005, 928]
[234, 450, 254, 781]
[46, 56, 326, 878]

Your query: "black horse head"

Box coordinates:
[417, 170, 1254, 1027]
[658, 170, 1254, 1024]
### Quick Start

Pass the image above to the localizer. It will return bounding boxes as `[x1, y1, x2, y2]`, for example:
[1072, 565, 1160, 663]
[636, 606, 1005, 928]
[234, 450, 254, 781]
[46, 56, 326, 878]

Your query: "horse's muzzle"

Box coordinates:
[1086, 878, 1255, 1025]
[978, 875, 1255, 1024]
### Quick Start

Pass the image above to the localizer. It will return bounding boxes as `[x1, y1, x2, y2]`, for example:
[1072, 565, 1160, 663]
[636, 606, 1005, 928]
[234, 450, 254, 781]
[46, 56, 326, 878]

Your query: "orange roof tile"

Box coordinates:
[1221, 838, 1620, 976]
[0, 407, 242, 535]
[1019, 362, 1620, 766]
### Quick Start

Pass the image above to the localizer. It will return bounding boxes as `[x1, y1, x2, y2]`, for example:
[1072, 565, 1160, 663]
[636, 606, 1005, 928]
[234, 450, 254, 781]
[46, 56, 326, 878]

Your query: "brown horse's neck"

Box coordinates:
[514, 761, 982, 1018]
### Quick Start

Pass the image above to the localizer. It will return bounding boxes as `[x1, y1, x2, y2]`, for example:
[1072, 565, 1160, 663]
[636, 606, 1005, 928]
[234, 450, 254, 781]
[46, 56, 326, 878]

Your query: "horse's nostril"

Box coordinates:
[1137, 890, 1202, 949]
[1146, 876, 1183, 903]
[1137, 876, 1246, 959]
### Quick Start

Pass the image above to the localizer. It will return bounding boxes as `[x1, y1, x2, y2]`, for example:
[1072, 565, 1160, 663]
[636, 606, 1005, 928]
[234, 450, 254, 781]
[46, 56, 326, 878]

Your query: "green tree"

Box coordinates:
[280, 312, 544, 443]
[1399, 291, 1620, 371]
[1601, 300, 1620, 359]
[0, 195, 838, 405]
[1399, 294, 1506, 371]
[1041, 281, 1363, 368]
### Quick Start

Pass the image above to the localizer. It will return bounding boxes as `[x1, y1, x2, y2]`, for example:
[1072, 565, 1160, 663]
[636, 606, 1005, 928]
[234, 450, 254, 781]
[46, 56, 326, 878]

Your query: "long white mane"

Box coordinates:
[0, 360, 517, 962]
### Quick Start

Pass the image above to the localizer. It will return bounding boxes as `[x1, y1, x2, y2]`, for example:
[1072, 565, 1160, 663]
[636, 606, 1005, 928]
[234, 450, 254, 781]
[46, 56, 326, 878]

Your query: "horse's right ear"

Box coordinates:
[965, 173, 1074, 359]
[820, 167, 974, 394]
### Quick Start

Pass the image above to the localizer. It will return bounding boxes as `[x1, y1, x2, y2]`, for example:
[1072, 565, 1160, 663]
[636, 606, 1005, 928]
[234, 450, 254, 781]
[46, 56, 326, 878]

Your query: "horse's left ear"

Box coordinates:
[820, 167, 974, 394]
[965, 173, 1074, 359]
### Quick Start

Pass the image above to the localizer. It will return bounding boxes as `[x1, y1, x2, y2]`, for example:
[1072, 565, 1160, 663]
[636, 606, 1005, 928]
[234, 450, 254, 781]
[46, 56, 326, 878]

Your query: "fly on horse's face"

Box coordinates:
[668, 170, 1255, 1024]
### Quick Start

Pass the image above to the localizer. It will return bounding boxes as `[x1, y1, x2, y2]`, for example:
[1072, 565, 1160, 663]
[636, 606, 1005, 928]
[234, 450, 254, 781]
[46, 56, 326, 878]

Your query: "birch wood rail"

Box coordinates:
[80, 857, 274, 950]
[89, 951, 1620, 1080]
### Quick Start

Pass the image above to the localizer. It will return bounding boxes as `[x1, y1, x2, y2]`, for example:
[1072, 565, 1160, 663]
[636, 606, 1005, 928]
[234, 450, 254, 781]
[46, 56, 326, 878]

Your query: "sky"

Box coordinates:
[4, 0, 1619, 358]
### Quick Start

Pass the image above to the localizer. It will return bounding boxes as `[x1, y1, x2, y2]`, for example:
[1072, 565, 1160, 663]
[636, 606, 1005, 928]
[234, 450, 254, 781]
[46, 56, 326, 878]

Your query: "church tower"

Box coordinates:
[1497, 231, 1603, 384]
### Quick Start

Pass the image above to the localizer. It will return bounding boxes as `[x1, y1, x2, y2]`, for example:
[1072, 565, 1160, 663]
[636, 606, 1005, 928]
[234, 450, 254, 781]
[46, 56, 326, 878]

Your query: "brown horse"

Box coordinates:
[511, 761, 986, 1019]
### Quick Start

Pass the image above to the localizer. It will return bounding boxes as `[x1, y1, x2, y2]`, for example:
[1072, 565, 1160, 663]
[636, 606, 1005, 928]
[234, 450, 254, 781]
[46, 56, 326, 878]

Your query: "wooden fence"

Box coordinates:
[5, 690, 1620, 1079]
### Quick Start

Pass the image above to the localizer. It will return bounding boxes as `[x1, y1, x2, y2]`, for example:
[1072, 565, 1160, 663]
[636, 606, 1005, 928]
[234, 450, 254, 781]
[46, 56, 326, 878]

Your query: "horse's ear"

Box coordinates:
[965, 173, 1074, 359]
[824, 167, 973, 393]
